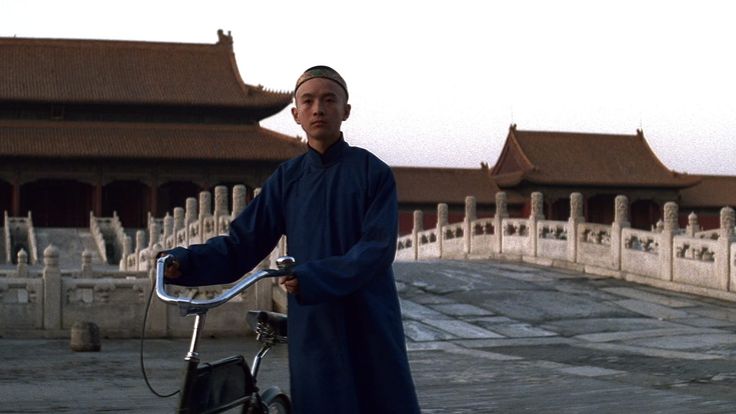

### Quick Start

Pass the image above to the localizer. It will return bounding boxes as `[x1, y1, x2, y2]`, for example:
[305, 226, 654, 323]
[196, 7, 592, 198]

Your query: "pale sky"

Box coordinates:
[3, 0, 735, 175]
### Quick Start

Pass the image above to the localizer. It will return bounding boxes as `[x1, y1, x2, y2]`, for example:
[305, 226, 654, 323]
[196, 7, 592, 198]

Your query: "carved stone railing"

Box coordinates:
[396, 192, 736, 303]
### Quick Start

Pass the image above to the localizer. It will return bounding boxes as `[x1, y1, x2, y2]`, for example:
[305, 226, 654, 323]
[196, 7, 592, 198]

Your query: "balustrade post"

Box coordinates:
[437, 203, 448, 258]
[214, 185, 228, 234]
[173, 207, 185, 246]
[16, 248, 28, 278]
[412, 210, 423, 261]
[611, 195, 630, 270]
[120, 235, 131, 271]
[494, 192, 508, 255]
[185, 197, 197, 245]
[135, 230, 145, 271]
[568, 193, 584, 263]
[81, 250, 93, 278]
[719, 207, 734, 291]
[661, 202, 678, 281]
[464, 196, 476, 255]
[199, 190, 212, 239]
[163, 213, 173, 247]
[43, 245, 62, 330]
[232, 185, 247, 218]
[685, 212, 700, 237]
[530, 192, 544, 257]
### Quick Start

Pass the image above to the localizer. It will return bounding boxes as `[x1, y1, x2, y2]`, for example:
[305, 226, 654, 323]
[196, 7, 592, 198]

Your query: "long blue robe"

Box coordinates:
[167, 138, 420, 413]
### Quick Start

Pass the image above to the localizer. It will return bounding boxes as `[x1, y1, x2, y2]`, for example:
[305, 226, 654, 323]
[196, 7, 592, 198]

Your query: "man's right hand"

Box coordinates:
[164, 260, 182, 279]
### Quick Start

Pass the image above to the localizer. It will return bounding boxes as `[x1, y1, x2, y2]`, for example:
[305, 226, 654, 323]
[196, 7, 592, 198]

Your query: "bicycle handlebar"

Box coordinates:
[155, 255, 295, 316]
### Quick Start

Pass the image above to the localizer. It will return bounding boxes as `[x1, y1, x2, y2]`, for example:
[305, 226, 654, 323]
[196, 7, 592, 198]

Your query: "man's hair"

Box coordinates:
[294, 65, 349, 100]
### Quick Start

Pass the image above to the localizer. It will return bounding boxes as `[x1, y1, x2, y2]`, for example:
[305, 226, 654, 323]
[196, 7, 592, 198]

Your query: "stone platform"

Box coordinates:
[3, 259, 736, 412]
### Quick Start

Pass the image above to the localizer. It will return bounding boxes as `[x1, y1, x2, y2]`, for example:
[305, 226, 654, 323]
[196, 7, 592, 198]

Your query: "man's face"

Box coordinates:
[291, 77, 351, 145]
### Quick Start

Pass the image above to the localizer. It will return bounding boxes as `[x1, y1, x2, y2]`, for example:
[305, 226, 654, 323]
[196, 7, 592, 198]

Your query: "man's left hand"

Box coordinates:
[280, 275, 299, 295]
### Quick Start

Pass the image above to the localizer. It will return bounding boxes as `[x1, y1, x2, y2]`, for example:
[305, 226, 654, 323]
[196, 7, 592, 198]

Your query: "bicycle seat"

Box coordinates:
[246, 310, 287, 343]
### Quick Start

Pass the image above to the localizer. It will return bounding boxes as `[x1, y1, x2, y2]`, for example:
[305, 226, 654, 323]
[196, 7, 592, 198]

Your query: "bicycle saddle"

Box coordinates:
[246, 310, 288, 343]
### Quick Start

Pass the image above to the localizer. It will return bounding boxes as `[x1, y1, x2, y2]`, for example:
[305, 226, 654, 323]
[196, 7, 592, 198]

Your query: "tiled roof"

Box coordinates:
[0, 32, 291, 115]
[491, 126, 700, 188]
[0, 119, 306, 161]
[392, 166, 523, 205]
[680, 175, 736, 208]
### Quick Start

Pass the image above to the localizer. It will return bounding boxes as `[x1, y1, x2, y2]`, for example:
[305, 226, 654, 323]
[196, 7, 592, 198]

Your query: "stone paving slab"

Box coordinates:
[602, 286, 697, 308]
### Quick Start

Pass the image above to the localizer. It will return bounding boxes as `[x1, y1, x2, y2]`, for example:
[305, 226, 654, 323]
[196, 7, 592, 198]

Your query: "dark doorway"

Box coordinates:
[587, 194, 615, 225]
[0, 180, 11, 216]
[103, 180, 150, 228]
[157, 181, 201, 217]
[550, 198, 571, 221]
[20, 179, 93, 227]
[631, 200, 660, 230]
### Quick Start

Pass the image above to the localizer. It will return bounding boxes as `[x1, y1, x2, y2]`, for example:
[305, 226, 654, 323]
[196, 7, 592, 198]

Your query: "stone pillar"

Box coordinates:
[494, 192, 508, 254]
[185, 197, 197, 245]
[464, 196, 476, 255]
[163, 213, 173, 247]
[567, 193, 584, 263]
[685, 212, 700, 237]
[232, 185, 247, 218]
[173, 207, 185, 245]
[438, 203, 448, 258]
[120, 235, 131, 271]
[148, 221, 160, 249]
[16, 248, 28, 278]
[198, 191, 212, 220]
[661, 202, 678, 281]
[529, 192, 544, 257]
[214, 185, 228, 234]
[43, 245, 62, 330]
[135, 230, 145, 270]
[611, 195, 630, 270]
[412, 210, 423, 261]
[719, 207, 734, 291]
[81, 250, 93, 278]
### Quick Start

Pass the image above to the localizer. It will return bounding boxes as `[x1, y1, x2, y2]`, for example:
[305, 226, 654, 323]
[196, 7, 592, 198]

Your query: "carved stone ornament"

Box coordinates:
[570, 193, 583, 220]
[615, 195, 629, 223]
[664, 202, 678, 231]
[495, 192, 508, 218]
[721, 207, 735, 233]
[531, 192, 544, 219]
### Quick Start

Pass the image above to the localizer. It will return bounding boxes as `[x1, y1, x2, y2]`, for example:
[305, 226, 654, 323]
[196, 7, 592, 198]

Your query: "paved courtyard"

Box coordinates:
[4, 259, 736, 412]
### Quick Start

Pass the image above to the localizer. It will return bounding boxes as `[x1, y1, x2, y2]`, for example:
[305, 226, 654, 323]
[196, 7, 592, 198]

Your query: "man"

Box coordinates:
[164, 66, 420, 413]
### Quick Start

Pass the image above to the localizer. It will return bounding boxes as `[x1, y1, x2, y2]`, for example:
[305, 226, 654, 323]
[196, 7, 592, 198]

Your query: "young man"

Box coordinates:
[164, 66, 420, 413]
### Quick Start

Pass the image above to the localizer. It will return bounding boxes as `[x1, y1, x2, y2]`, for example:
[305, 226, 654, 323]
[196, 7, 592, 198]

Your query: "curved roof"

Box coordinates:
[0, 31, 291, 115]
[490, 125, 700, 188]
[680, 175, 736, 208]
[0, 119, 306, 161]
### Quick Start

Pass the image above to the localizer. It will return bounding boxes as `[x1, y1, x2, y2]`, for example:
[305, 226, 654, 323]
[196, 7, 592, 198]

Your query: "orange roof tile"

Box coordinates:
[0, 119, 306, 161]
[0, 32, 291, 115]
[491, 125, 700, 188]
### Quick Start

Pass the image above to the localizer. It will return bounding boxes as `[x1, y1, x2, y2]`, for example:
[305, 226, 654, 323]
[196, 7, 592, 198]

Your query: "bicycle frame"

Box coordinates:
[155, 255, 293, 414]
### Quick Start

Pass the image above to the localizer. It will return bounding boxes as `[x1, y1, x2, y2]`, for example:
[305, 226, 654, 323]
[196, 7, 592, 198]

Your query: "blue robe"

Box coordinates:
[168, 138, 420, 413]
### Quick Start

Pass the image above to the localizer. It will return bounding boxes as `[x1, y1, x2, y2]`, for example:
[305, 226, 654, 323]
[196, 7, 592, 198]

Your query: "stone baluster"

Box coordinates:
[719, 207, 735, 291]
[685, 212, 700, 237]
[232, 185, 247, 218]
[135, 230, 145, 271]
[438, 203, 448, 258]
[464, 196, 476, 256]
[214, 185, 228, 234]
[173, 207, 185, 246]
[148, 220, 160, 249]
[16, 248, 28, 278]
[493, 192, 508, 254]
[661, 202, 678, 281]
[611, 195, 630, 270]
[412, 210, 423, 261]
[185, 197, 197, 245]
[529, 192, 544, 257]
[568, 193, 584, 263]
[199, 191, 212, 220]
[120, 235, 131, 271]
[43, 244, 62, 330]
[163, 213, 173, 247]
[81, 250, 93, 278]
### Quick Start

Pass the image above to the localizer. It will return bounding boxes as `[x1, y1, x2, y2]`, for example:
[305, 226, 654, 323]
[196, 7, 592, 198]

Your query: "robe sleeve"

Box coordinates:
[293, 164, 398, 305]
[165, 171, 286, 287]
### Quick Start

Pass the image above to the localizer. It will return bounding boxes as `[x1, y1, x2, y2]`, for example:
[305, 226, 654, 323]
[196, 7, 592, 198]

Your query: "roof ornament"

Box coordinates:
[636, 128, 644, 137]
[217, 29, 233, 45]
[510, 123, 517, 131]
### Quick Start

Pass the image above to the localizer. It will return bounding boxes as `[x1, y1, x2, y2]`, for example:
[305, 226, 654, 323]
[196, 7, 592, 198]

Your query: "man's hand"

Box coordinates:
[280, 275, 299, 295]
[164, 260, 182, 279]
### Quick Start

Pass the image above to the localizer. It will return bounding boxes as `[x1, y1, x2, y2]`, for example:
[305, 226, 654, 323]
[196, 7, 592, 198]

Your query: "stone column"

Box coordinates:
[412, 210, 423, 261]
[232, 185, 247, 218]
[173, 207, 185, 246]
[16, 248, 28, 278]
[529, 192, 544, 257]
[611, 195, 630, 270]
[120, 235, 131, 271]
[719, 207, 734, 291]
[685, 212, 700, 237]
[185, 197, 197, 245]
[437, 203, 448, 258]
[661, 202, 678, 281]
[494, 192, 508, 254]
[148, 221, 161, 249]
[163, 213, 173, 248]
[199, 191, 212, 220]
[567, 193, 584, 263]
[213, 185, 228, 234]
[43, 245, 62, 330]
[80, 250, 93, 278]
[135, 230, 145, 271]
[464, 196, 477, 255]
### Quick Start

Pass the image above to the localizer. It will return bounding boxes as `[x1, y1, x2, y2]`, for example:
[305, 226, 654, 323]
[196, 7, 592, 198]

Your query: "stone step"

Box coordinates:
[34, 228, 104, 270]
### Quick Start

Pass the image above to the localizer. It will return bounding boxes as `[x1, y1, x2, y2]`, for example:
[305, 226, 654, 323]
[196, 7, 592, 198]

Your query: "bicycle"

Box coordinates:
[152, 254, 295, 414]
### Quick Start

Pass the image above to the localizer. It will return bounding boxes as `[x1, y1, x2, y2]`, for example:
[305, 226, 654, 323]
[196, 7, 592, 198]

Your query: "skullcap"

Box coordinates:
[294, 65, 348, 99]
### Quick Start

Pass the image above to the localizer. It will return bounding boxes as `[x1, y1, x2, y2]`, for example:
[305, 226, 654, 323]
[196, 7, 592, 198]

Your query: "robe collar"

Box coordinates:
[306, 135, 348, 168]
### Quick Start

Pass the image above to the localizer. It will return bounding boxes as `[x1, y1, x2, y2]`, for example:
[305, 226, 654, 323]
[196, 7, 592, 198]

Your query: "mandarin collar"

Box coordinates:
[306, 135, 348, 168]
